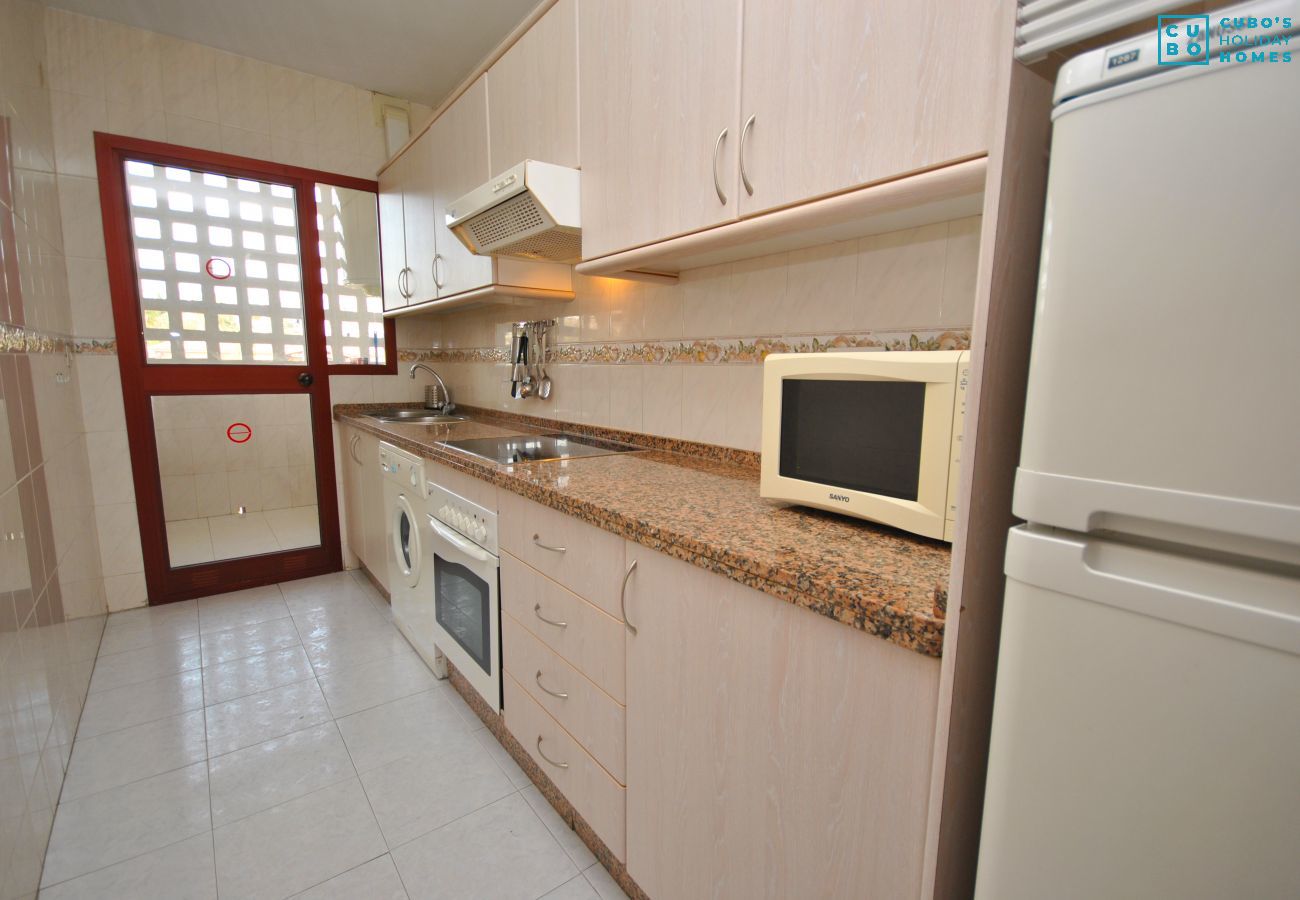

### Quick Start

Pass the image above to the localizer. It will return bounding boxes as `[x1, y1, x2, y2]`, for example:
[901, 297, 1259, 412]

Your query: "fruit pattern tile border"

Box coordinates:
[398, 328, 972, 365]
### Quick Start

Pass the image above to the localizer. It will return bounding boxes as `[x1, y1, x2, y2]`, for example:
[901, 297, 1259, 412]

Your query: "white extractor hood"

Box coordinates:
[446, 160, 581, 263]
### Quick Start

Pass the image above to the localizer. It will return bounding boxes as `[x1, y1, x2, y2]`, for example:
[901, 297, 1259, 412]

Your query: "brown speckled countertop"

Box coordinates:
[335, 403, 951, 657]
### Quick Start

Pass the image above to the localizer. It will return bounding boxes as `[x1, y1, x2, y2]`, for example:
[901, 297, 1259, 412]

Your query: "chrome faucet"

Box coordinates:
[409, 363, 454, 412]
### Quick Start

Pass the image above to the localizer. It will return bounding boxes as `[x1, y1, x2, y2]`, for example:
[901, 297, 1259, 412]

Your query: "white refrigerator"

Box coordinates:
[975, 4, 1300, 899]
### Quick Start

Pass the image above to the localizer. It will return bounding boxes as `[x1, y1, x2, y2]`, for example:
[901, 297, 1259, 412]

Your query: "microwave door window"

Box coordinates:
[778, 379, 926, 501]
[434, 556, 492, 675]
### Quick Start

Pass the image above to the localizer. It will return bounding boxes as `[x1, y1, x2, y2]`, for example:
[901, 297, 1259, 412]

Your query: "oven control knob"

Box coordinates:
[409, 471, 418, 488]
[439, 505, 450, 521]
[474, 523, 487, 543]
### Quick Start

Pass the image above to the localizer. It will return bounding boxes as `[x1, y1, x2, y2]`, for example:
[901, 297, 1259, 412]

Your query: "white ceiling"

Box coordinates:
[45, 0, 540, 107]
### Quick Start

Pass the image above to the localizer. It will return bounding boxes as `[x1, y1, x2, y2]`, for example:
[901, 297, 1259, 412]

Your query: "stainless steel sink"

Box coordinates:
[365, 408, 468, 425]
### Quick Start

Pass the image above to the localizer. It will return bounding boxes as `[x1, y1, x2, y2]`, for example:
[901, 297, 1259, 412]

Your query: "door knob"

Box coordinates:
[297, 372, 314, 387]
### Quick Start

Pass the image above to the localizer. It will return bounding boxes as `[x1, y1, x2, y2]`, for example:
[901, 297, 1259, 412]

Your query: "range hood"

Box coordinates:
[446, 160, 581, 263]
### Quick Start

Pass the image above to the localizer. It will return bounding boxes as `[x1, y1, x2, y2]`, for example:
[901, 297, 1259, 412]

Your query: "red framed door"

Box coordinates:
[95, 133, 378, 604]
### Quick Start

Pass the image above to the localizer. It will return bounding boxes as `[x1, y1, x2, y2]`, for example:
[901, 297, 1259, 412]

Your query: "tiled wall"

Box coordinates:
[41, 7, 432, 612]
[0, 0, 108, 894]
[411, 216, 981, 451]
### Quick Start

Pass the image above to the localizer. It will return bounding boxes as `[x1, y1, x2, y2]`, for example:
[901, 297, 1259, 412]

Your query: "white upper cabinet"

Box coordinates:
[487, 0, 579, 172]
[402, 131, 439, 304]
[378, 150, 410, 311]
[378, 130, 437, 308]
[578, 0, 1000, 260]
[578, 0, 742, 261]
[428, 76, 494, 299]
[736, 0, 1001, 217]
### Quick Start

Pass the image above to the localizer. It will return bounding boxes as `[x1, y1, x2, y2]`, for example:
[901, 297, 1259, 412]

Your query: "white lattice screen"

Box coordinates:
[126, 160, 307, 364]
[315, 184, 385, 366]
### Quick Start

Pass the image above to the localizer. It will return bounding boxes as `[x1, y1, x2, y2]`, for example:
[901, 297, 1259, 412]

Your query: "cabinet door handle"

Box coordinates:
[348, 433, 361, 464]
[433, 254, 446, 290]
[711, 127, 729, 206]
[532, 534, 566, 554]
[535, 670, 569, 699]
[398, 266, 412, 298]
[739, 114, 756, 196]
[536, 736, 569, 769]
[620, 559, 638, 635]
[533, 603, 567, 628]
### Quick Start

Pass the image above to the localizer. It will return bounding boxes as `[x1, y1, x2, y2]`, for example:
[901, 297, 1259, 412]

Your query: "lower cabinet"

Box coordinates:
[621, 542, 942, 900]
[339, 425, 387, 592]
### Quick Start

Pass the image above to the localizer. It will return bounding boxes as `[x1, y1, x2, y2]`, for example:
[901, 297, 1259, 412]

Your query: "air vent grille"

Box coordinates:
[464, 192, 550, 249]
[494, 228, 582, 263]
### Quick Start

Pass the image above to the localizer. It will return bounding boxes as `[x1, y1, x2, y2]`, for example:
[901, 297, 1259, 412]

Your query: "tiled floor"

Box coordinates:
[40, 571, 629, 900]
[166, 506, 321, 565]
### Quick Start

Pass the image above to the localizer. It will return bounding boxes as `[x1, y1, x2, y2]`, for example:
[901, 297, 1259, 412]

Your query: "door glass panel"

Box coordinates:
[316, 184, 386, 366]
[125, 159, 307, 365]
[153, 393, 320, 566]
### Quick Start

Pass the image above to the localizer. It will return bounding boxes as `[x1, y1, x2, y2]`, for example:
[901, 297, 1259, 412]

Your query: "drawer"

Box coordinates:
[505, 672, 626, 862]
[501, 552, 626, 703]
[499, 490, 626, 616]
[427, 459, 497, 511]
[503, 613, 626, 784]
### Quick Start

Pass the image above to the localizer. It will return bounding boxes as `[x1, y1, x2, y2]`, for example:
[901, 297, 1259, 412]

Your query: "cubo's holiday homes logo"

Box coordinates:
[1158, 12, 1294, 66]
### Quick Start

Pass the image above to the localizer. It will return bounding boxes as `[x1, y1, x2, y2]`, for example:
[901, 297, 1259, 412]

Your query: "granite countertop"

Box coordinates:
[335, 404, 951, 658]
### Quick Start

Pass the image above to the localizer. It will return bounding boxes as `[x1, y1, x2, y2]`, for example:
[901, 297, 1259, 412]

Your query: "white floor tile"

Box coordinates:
[62, 710, 207, 802]
[281, 571, 379, 616]
[292, 854, 407, 900]
[472, 726, 533, 789]
[543, 874, 600, 900]
[209, 722, 355, 827]
[207, 512, 280, 562]
[89, 635, 203, 694]
[202, 645, 314, 706]
[391, 793, 578, 900]
[165, 519, 214, 567]
[41, 763, 210, 888]
[204, 679, 331, 757]
[335, 691, 472, 774]
[213, 778, 386, 900]
[37, 833, 216, 900]
[264, 505, 321, 551]
[317, 650, 439, 719]
[359, 729, 514, 848]
[199, 617, 301, 667]
[522, 784, 597, 870]
[105, 599, 198, 634]
[304, 628, 421, 676]
[75, 669, 205, 740]
[98, 615, 199, 657]
[197, 585, 289, 635]
[582, 862, 631, 900]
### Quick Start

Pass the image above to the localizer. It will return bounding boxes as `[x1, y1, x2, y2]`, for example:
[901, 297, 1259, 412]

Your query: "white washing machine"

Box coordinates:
[379, 442, 429, 647]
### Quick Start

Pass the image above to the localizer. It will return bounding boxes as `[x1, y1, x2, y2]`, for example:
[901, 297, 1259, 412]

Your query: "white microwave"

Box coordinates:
[760, 350, 970, 541]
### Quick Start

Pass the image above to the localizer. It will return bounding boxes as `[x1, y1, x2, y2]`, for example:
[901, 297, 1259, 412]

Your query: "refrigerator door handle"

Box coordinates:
[1005, 526, 1300, 656]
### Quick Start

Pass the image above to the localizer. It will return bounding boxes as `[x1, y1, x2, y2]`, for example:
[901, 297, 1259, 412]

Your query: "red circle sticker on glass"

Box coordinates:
[206, 257, 233, 280]
[226, 423, 252, 443]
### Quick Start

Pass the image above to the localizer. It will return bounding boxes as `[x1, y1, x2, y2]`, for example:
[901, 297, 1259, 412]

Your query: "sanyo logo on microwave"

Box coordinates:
[828, 493, 852, 504]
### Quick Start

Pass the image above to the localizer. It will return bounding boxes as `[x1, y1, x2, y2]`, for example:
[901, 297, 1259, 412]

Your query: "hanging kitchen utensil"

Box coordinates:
[537, 323, 553, 400]
[510, 325, 530, 399]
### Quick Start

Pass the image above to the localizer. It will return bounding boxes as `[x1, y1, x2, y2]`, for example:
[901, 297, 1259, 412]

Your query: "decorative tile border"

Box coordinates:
[0, 322, 119, 356]
[398, 328, 971, 366]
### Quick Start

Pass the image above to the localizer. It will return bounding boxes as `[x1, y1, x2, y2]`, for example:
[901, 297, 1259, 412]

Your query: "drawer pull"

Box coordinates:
[532, 534, 567, 553]
[535, 670, 569, 699]
[536, 736, 569, 769]
[534, 603, 568, 628]
[620, 559, 638, 635]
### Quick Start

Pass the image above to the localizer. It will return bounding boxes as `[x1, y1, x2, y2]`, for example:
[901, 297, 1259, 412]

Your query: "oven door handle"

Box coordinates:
[427, 515, 491, 563]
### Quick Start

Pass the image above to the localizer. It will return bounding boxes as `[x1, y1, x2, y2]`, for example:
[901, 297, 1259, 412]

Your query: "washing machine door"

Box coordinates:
[390, 492, 421, 589]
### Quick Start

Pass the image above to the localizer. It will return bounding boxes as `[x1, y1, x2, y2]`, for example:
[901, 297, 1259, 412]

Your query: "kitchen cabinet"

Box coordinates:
[621, 542, 941, 900]
[339, 425, 388, 590]
[378, 130, 436, 310]
[578, 0, 999, 260]
[486, 0, 579, 172]
[736, 0, 998, 218]
[578, 0, 742, 260]
[428, 76, 494, 299]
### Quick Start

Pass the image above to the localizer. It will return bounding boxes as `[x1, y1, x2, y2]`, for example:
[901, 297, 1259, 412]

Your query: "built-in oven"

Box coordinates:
[425, 482, 500, 712]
